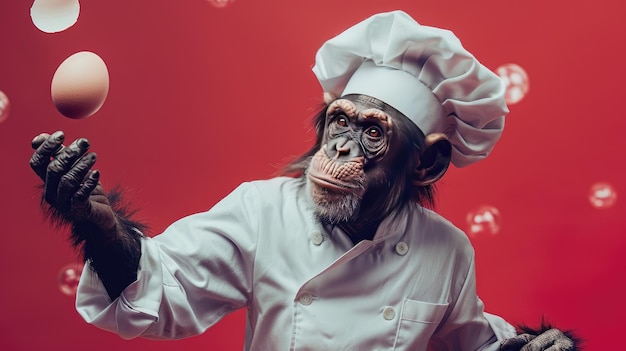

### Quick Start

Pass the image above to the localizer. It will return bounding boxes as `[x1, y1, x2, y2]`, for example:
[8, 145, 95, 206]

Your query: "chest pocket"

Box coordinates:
[393, 299, 449, 350]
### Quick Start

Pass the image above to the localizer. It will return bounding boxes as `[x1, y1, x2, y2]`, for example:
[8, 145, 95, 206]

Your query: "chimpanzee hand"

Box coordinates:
[29, 130, 117, 236]
[501, 328, 578, 351]
[30, 130, 144, 299]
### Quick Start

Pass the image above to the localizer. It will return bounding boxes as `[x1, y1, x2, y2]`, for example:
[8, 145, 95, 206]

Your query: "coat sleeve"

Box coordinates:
[428, 251, 517, 350]
[75, 182, 261, 340]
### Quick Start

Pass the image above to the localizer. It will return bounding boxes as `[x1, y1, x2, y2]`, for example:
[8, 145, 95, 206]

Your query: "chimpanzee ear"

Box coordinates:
[413, 133, 452, 186]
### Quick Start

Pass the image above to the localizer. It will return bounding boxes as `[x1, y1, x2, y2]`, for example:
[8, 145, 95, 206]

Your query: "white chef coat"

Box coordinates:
[76, 176, 516, 350]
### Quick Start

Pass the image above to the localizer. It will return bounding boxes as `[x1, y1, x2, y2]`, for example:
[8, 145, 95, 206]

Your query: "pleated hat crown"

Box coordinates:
[313, 10, 508, 167]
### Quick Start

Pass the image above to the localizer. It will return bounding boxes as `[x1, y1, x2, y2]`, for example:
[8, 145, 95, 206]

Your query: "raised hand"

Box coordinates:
[30, 131, 144, 299]
[30, 131, 117, 234]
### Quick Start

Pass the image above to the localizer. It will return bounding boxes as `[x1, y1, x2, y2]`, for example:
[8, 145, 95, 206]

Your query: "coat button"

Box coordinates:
[395, 242, 408, 256]
[311, 230, 324, 245]
[299, 293, 313, 306]
[383, 306, 396, 320]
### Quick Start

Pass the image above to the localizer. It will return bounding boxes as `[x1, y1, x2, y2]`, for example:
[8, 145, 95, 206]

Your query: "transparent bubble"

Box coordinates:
[0, 90, 9, 124]
[31, 0, 80, 33]
[466, 205, 502, 236]
[207, 0, 235, 8]
[57, 262, 84, 296]
[496, 63, 529, 105]
[589, 182, 617, 209]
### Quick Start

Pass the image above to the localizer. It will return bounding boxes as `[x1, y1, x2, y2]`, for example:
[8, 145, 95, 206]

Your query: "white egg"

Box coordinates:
[51, 51, 109, 119]
[30, 0, 80, 33]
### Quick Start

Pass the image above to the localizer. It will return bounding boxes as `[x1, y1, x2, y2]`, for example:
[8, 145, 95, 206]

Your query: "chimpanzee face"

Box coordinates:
[306, 94, 415, 224]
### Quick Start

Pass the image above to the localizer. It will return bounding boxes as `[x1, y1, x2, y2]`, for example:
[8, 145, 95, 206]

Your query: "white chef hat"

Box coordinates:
[312, 10, 508, 167]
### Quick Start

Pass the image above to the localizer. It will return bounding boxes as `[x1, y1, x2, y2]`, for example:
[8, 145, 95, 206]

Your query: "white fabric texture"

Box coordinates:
[76, 177, 516, 350]
[313, 10, 508, 167]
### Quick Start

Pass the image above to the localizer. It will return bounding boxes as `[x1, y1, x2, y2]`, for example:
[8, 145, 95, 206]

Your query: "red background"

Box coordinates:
[1, 0, 624, 349]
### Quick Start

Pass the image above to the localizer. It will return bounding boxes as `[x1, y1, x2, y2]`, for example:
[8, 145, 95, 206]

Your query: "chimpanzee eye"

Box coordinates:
[327, 115, 350, 138]
[365, 126, 382, 138]
[361, 125, 386, 157]
[336, 116, 348, 127]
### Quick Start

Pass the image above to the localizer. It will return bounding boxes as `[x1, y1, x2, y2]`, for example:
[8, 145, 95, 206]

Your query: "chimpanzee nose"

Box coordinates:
[328, 136, 362, 160]
[336, 143, 350, 156]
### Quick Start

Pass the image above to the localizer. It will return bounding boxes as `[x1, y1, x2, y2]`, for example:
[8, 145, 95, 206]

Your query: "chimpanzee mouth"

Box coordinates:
[307, 171, 361, 193]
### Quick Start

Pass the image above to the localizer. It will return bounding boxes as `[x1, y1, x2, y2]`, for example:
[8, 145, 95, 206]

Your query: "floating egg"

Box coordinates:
[31, 0, 80, 33]
[51, 51, 109, 119]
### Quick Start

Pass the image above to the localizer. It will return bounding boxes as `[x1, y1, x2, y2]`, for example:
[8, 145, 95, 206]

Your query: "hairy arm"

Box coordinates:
[30, 131, 146, 299]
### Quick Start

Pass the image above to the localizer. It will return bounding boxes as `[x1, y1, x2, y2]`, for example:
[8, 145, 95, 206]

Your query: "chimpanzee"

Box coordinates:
[30, 10, 579, 351]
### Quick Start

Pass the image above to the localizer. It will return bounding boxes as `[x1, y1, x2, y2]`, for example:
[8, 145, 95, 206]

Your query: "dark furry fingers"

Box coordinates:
[501, 334, 536, 350]
[44, 137, 91, 206]
[501, 328, 578, 351]
[70, 168, 99, 219]
[58, 152, 96, 213]
[520, 329, 575, 351]
[29, 131, 64, 180]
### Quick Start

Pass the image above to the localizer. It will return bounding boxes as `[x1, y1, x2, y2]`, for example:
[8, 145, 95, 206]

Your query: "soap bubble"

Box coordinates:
[496, 63, 529, 105]
[466, 205, 502, 236]
[589, 182, 617, 209]
[57, 262, 84, 296]
[31, 0, 80, 33]
[0, 90, 9, 124]
[207, 0, 235, 8]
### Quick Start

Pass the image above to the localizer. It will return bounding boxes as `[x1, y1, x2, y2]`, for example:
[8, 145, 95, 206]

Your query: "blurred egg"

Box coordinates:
[51, 51, 109, 119]
[0, 90, 9, 124]
[31, 0, 80, 33]
[207, 0, 236, 8]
